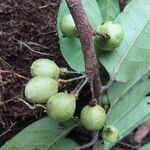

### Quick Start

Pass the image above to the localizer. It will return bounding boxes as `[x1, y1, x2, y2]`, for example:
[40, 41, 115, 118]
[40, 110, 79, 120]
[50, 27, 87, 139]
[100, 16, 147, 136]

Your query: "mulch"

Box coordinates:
[0, 0, 67, 145]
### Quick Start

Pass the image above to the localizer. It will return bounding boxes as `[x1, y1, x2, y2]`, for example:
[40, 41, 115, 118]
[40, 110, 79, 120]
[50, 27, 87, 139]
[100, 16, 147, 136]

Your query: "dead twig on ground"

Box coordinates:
[0, 69, 29, 80]
[16, 40, 54, 56]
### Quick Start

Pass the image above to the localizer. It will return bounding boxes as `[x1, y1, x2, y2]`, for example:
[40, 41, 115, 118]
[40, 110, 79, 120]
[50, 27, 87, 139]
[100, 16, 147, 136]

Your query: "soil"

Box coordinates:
[0, 0, 149, 149]
[0, 0, 67, 146]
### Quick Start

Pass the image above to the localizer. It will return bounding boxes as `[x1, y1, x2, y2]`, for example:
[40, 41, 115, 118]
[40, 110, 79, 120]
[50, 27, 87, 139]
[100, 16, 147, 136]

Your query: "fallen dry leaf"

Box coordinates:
[134, 123, 150, 143]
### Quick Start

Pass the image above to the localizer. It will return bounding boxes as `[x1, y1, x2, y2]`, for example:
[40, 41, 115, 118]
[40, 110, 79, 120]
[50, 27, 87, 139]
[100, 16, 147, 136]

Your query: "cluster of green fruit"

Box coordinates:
[60, 14, 124, 51]
[24, 58, 75, 123]
[24, 58, 119, 143]
[24, 59, 105, 130]
[59, 14, 121, 142]
[24, 13, 121, 142]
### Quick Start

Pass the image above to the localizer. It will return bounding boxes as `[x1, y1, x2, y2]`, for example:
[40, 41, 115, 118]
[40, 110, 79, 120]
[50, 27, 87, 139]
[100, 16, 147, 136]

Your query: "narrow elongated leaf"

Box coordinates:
[107, 79, 150, 125]
[100, 96, 150, 150]
[57, 0, 102, 72]
[0, 117, 78, 150]
[99, 0, 150, 82]
[140, 144, 150, 150]
[108, 59, 150, 106]
[96, 0, 120, 21]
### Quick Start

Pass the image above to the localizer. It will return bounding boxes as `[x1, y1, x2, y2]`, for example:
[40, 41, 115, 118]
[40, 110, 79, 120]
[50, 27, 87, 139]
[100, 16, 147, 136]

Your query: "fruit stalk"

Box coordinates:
[66, 0, 102, 99]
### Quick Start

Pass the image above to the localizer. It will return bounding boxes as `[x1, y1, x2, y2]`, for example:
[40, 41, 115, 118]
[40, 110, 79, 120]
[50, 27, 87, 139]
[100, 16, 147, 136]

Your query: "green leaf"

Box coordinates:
[108, 59, 150, 106]
[51, 138, 79, 150]
[99, 0, 150, 82]
[96, 0, 120, 21]
[140, 144, 150, 150]
[127, 0, 133, 3]
[107, 79, 150, 125]
[0, 117, 78, 150]
[100, 96, 150, 150]
[99, 59, 150, 150]
[57, 0, 102, 72]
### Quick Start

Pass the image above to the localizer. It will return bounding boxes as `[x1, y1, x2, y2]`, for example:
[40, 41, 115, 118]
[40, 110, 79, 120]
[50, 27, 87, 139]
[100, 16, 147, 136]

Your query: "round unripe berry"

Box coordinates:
[102, 126, 119, 143]
[25, 76, 58, 103]
[95, 21, 124, 51]
[101, 95, 109, 105]
[47, 92, 76, 122]
[80, 105, 106, 131]
[60, 14, 77, 37]
[31, 59, 60, 79]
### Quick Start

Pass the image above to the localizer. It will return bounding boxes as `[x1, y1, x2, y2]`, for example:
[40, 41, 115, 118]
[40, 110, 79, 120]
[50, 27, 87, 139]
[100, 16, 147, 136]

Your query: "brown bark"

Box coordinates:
[66, 0, 102, 99]
[119, 0, 126, 12]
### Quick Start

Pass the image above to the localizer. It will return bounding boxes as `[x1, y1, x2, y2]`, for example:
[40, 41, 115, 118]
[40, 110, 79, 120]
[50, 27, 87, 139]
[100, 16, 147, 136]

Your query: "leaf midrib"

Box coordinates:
[111, 70, 150, 106]
[121, 113, 150, 137]
[46, 123, 78, 150]
[117, 98, 150, 136]
[111, 80, 150, 126]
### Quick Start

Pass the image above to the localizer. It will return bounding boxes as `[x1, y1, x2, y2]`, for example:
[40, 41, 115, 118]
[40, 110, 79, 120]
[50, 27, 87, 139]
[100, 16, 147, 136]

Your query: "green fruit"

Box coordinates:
[47, 92, 76, 122]
[95, 21, 124, 51]
[31, 59, 60, 79]
[25, 76, 58, 103]
[59, 68, 69, 76]
[101, 95, 110, 105]
[80, 105, 106, 131]
[60, 14, 77, 37]
[102, 126, 119, 143]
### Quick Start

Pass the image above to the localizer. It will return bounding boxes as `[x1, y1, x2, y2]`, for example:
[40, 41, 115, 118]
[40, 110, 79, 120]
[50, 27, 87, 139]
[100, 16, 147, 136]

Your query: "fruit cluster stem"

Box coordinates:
[66, 0, 102, 99]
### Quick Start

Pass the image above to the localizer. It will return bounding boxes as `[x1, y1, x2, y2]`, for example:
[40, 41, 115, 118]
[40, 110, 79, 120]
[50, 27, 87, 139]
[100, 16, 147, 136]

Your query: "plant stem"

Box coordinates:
[118, 0, 127, 12]
[66, 0, 103, 149]
[66, 0, 102, 99]
[76, 131, 99, 150]
[74, 77, 89, 96]
[101, 75, 116, 92]
[67, 70, 83, 74]
[58, 75, 86, 83]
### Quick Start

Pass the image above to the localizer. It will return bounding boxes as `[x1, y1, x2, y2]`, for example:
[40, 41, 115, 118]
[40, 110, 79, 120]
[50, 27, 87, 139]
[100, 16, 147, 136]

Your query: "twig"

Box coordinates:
[118, 0, 127, 12]
[134, 123, 150, 143]
[16, 40, 53, 56]
[0, 57, 12, 69]
[76, 131, 99, 150]
[0, 122, 17, 138]
[73, 77, 89, 97]
[71, 79, 85, 95]
[2, 99, 15, 104]
[118, 141, 139, 149]
[0, 69, 29, 80]
[66, 0, 102, 98]
[66, 1, 103, 149]
[90, 80, 95, 100]
[58, 75, 86, 83]
[101, 75, 116, 92]
[2, 98, 46, 110]
[39, 2, 58, 9]
[18, 99, 47, 110]
[67, 71, 83, 75]
[26, 42, 49, 49]
[0, 118, 5, 126]
[0, 72, 5, 92]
